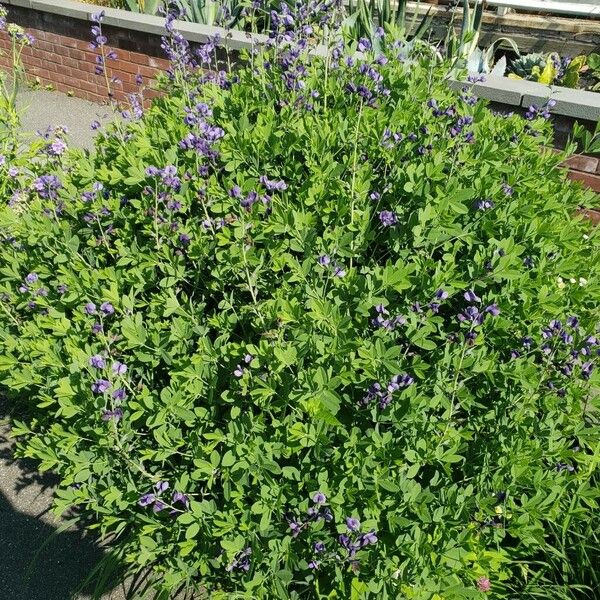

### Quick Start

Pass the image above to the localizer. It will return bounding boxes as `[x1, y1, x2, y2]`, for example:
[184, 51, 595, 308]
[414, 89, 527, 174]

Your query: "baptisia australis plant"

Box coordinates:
[1, 1, 600, 599]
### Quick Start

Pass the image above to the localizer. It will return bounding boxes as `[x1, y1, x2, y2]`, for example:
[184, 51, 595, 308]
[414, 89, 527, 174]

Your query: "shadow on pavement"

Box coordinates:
[0, 393, 127, 599]
[0, 488, 123, 600]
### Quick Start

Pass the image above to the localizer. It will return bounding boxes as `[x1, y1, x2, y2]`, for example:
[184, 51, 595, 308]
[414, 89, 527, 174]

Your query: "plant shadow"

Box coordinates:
[0, 392, 127, 599]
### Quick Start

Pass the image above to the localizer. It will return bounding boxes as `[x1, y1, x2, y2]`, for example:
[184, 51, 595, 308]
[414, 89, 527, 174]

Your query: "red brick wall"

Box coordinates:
[564, 155, 600, 195]
[0, 6, 170, 103]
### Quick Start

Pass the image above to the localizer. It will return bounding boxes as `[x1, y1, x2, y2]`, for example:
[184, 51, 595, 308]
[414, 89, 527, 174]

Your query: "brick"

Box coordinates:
[34, 39, 54, 53]
[577, 208, 600, 226]
[148, 56, 168, 69]
[66, 47, 86, 61]
[563, 155, 600, 174]
[568, 170, 600, 193]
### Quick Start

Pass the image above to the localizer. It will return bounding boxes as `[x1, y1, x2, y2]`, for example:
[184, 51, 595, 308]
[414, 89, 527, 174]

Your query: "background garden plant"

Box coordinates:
[0, 1, 599, 599]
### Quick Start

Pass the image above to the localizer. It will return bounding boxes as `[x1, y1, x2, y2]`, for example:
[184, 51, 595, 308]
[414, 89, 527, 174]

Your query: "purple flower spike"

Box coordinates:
[84, 302, 97, 315]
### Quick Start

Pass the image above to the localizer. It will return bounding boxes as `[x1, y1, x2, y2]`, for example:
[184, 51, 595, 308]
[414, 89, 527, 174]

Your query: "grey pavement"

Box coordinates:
[17, 87, 113, 149]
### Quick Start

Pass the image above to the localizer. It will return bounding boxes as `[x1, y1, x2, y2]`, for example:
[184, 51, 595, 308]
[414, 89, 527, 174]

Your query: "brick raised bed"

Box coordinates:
[0, 3, 170, 103]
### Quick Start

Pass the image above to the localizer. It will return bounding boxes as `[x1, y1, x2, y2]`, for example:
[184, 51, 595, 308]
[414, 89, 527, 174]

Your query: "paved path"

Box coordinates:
[17, 87, 113, 149]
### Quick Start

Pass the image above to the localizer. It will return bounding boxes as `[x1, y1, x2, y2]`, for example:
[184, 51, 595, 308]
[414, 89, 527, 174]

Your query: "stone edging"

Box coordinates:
[450, 76, 600, 122]
[3, 0, 268, 50]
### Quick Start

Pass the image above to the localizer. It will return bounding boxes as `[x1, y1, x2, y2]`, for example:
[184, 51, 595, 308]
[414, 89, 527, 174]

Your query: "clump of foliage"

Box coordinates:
[508, 51, 587, 89]
[1, 2, 600, 599]
[584, 52, 600, 92]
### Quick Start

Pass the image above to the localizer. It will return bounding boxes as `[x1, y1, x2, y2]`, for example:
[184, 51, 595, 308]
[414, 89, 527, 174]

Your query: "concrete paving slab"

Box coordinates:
[17, 87, 112, 150]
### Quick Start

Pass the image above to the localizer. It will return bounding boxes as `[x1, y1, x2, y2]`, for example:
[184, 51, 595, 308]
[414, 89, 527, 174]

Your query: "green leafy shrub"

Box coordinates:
[1, 5, 599, 599]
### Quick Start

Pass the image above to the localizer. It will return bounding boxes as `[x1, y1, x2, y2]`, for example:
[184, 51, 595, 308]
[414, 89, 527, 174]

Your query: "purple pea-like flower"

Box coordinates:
[582, 362, 593, 380]
[89, 354, 106, 369]
[25, 272, 39, 284]
[138, 492, 155, 507]
[112, 388, 127, 400]
[317, 254, 331, 267]
[312, 491, 326, 505]
[84, 302, 97, 315]
[314, 541, 326, 553]
[435, 289, 449, 300]
[485, 304, 500, 316]
[359, 530, 378, 546]
[154, 480, 170, 493]
[91, 379, 110, 394]
[102, 408, 123, 422]
[346, 517, 360, 532]
[464, 290, 481, 303]
[379, 210, 398, 227]
[100, 302, 114, 315]
[91, 10, 105, 23]
[333, 265, 346, 278]
[172, 491, 190, 508]
[357, 38, 371, 52]
[112, 361, 127, 375]
[474, 199, 494, 211]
